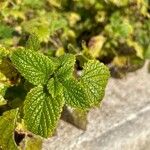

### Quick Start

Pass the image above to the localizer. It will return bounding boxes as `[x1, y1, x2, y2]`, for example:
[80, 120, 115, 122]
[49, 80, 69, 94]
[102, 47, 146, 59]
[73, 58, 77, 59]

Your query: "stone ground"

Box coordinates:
[43, 62, 150, 150]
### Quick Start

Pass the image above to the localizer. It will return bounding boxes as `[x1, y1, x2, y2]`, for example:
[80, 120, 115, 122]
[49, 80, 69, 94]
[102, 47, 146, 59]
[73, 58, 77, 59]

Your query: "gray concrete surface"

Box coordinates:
[43, 62, 150, 150]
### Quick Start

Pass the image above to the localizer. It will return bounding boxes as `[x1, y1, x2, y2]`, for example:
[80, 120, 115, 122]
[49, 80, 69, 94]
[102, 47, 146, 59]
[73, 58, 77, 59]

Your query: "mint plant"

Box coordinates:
[0, 37, 109, 149]
[0, 0, 149, 149]
[11, 48, 109, 136]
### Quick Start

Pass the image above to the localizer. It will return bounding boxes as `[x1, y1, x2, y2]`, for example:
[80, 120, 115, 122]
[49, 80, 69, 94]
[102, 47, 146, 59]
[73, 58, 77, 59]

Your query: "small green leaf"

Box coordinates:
[0, 95, 7, 106]
[56, 54, 75, 81]
[26, 34, 41, 51]
[49, 17, 67, 36]
[127, 40, 144, 59]
[22, 136, 42, 150]
[80, 60, 110, 106]
[0, 58, 18, 81]
[0, 24, 13, 39]
[11, 49, 55, 85]
[0, 109, 18, 150]
[24, 86, 64, 138]
[47, 78, 63, 97]
[62, 79, 90, 109]
[0, 47, 9, 61]
[0, 73, 9, 96]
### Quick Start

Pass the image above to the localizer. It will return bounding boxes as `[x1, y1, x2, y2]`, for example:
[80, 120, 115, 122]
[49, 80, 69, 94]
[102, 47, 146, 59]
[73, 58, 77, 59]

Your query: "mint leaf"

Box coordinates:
[26, 34, 40, 51]
[62, 79, 90, 109]
[0, 109, 18, 150]
[11, 49, 55, 85]
[56, 54, 75, 81]
[47, 78, 63, 97]
[80, 60, 110, 106]
[24, 86, 64, 137]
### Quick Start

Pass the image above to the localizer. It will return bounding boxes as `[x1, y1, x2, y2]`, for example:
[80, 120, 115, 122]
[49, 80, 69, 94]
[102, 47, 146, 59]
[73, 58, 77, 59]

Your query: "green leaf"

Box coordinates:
[62, 79, 90, 109]
[0, 73, 9, 96]
[21, 136, 42, 150]
[0, 23, 13, 39]
[24, 86, 64, 138]
[0, 58, 18, 81]
[145, 45, 150, 59]
[0, 47, 9, 62]
[26, 35, 41, 51]
[110, 0, 129, 6]
[127, 40, 144, 59]
[56, 54, 75, 81]
[24, 0, 44, 8]
[0, 72, 9, 106]
[48, 0, 62, 8]
[109, 12, 133, 38]
[49, 17, 67, 36]
[0, 109, 18, 150]
[88, 35, 106, 58]
[47, 78, 63, 98]
[0, 95, 7, 106]
[80, 60, 110, 106]
[10, 49, 55, 85]
[22, 19, 50, 42]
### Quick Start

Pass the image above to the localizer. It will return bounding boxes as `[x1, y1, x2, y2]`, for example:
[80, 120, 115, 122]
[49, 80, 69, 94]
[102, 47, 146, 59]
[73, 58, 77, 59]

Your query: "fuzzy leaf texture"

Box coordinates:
[10, 49, 55, 85]
[0, 109, 18, 150]
[80, 60, 110, 107]
[62, 79, 90, 109]
[47, 78, 63, 98]
[24, 86, 64, 138]
[56, 54, 75, 81]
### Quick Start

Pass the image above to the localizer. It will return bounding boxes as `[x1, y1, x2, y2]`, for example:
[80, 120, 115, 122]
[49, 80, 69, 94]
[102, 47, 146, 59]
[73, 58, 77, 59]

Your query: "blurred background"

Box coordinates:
[0, 0, 150, 77]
